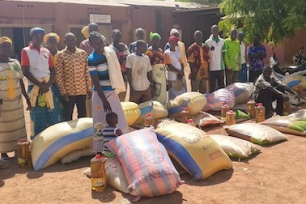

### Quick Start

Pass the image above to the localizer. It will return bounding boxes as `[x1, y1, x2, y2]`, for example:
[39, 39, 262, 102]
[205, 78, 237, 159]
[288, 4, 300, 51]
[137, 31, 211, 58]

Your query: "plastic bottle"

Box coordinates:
[255, 103, 266, 123]
[90, 154, 107, 192]
[246, 100, 256, 119]
[181, 107, 190, 123]
[221, 104, 230, 122]
[187, 119, 197, 127]
[17, 139, 32, 168]
[226, 110, 236, 126]
[283, 101, 291, 116]
[144, 113, 154, 128]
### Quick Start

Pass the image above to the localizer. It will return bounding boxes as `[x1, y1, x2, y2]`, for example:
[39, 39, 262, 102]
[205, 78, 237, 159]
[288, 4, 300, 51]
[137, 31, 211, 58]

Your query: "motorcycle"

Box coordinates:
[270, 47, 304, 105]
[293, 46, 306, 66]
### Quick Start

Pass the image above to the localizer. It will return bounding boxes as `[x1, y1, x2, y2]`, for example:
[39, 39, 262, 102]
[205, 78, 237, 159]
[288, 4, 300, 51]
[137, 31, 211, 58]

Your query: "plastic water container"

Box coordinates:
[246, 100, 256, 119]
[226, 110, 236, 126]
[17, 139, 32, 168]
[255, 103, 265, 123]
[221, 104, 230, 122]
[90, 154, 107, 192]
[144, 113, 154, 128]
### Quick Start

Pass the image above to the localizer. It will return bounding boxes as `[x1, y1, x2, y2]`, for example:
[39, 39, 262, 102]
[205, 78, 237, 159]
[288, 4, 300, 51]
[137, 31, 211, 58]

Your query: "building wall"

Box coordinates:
[284, 29, 306, 65]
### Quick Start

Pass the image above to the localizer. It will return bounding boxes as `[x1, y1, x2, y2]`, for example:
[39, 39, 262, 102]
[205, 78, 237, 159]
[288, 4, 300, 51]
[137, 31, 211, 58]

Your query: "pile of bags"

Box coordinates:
[261, 109, 306, 136]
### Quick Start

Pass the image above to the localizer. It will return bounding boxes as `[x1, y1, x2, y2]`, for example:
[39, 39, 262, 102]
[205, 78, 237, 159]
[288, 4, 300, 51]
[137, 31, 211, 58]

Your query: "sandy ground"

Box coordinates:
[1, 75, 306, 204]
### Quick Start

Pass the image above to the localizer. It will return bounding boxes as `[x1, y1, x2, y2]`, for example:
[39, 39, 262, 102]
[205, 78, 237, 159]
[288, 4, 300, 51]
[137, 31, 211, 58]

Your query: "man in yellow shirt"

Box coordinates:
[224, 28, 241, 86]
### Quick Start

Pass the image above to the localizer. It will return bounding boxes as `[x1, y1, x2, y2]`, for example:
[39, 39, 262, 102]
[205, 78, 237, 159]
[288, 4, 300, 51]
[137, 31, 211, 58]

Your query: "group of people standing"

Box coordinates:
[0, 21, 270, 161]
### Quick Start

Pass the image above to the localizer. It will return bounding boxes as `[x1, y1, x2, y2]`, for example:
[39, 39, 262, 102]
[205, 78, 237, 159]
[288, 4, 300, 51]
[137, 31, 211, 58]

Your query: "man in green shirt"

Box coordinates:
[224, 29, 241, 85]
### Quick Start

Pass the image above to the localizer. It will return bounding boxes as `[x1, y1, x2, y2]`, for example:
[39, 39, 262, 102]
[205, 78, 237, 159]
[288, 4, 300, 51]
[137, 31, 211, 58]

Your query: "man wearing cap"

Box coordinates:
[21, 27, 62, 139]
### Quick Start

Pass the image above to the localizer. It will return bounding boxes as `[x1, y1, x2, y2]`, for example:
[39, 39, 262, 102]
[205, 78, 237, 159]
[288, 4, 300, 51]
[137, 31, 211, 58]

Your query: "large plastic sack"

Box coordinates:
[210, 134, 261, 159]
[176, 111, 223, 127]
[289, 109, 306, 119]
[106, 128, 182, 197]
[261, 115, 306, 136]
[225, 83, 254, 104]
[121, 102, 141, 126]
[31, 118, 94, 171]
[133, 101, 168, 125]
[155, 123, 232, 180]
[282, 75, 302, 88]
[224, 123, 287, 145]
[83, 157, 129, 193]
[60, 147, 95, 164]
[156, 118, 178, 129]
[166, 92, 207, 118]
[203, 88, 235, 111]
[152, 64, 167, 104]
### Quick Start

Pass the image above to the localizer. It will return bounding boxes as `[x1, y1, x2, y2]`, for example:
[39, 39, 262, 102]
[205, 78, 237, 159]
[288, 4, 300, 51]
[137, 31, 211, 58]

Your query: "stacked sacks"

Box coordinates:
[106, 128, 183, 197]
[261, 110, 306, 136]
[203, 88, 235, 111]
[166, 92, 207, 119]
[282, 75, 306, 89]
[225, 82, 254, 104]
[224, 123, 287, 145]
[187, 111, 224, 128]
[133, 101, 168, 125]
[121, 102, 141, 126]
[210, 134, 261, 159]
[155, 123, 232, 180]
[31, 118, 94, 171]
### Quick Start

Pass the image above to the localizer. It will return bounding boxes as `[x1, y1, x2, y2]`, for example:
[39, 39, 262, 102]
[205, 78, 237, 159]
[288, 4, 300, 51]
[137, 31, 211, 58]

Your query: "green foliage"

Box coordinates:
[183, 0, 306, 44]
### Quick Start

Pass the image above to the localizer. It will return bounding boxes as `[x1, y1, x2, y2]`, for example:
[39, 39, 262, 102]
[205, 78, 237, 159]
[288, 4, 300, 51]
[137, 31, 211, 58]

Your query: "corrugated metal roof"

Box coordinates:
[4, 0, 218, 9]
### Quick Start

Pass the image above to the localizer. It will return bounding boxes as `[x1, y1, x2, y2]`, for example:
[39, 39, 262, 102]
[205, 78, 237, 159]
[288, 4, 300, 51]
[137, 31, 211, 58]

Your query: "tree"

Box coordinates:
[181, 0, 306, 43]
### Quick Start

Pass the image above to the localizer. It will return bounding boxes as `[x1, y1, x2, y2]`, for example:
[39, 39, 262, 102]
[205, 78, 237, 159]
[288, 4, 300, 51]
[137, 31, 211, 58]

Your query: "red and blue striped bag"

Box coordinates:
[106, 128, 183, 197]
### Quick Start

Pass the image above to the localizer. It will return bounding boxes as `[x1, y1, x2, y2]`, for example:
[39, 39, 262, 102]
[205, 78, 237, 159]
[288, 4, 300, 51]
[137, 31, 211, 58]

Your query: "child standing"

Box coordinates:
[126, 40, 154, 104]
[102, 112, 122, 158]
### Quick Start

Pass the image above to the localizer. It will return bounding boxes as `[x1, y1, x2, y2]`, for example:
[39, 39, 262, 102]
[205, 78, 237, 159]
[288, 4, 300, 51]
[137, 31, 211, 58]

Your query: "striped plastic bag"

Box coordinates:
[106, 128, 183, 197]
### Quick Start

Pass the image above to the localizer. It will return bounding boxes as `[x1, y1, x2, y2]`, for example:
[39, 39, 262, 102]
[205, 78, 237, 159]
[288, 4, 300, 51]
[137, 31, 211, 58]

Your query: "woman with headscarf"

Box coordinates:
[0, 37, 30, 161]
[164, 36, 186, 100]
[21, 27, 62, 139]
[87, 31, 127, 155]
[145, 32, 167, 104]
[44, 33, 64, 121]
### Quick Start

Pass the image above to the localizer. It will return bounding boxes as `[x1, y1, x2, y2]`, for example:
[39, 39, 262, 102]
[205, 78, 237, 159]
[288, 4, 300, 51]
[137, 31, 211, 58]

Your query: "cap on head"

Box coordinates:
[30, 27, 45, 37]
[0, 36, 12, 46]
[170, 28, 179, 36]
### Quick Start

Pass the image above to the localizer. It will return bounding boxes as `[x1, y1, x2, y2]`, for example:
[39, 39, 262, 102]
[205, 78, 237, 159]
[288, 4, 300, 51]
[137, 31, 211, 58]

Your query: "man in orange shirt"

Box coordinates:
[56, 33, 92, 121]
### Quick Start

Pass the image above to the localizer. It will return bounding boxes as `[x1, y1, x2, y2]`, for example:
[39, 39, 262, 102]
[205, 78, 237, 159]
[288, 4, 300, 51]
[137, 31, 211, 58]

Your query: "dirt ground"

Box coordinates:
[1, 77, 306, 204]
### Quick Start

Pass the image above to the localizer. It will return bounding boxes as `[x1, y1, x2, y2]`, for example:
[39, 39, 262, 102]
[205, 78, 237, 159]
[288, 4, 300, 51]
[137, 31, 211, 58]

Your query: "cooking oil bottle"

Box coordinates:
[226, 110, 236, 126]
[181, 107, 190, 123]
[144, 113, 154, 128]
[246, 100, 256, 119]
[255, 103, 265, 123]
[221, 104, 230, 122]
[17, 139, 32, 168]
[283, 101, 291, 116]
[90, 154, 107, 192]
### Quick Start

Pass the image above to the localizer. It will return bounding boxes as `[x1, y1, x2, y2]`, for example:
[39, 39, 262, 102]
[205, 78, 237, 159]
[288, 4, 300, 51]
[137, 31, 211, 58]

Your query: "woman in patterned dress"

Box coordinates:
[0, 37, 30, 161]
